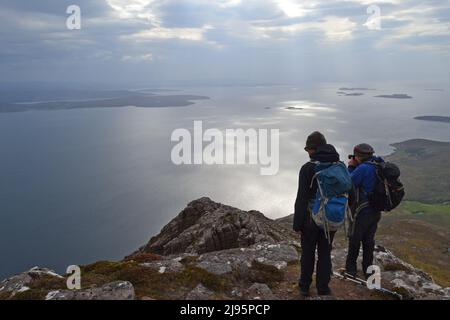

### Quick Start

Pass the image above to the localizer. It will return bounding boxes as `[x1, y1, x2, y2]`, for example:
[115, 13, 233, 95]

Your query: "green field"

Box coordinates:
[389, 201, 450, 228]
[378, 201, 450, 286]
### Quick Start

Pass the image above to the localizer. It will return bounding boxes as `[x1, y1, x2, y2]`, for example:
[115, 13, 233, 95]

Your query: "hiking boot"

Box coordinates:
[298, 286, 310, 297]
[317, 288, 332, 296]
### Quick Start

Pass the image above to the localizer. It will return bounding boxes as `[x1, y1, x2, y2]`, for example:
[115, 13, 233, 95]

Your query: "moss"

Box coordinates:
[369, 290, 396, 300]
[0, 292, 11, 300]
[12, 289, 48, 300]
[392, 287, 414, 300]
[79, 261, 134, 288]
[247, 260, 284, 285]
[180, 255, 199, 265]
[383, 263, 411, 272]
[179, 266, 231, 293]
[82, 261, 125, 274]
[78, 259, 232, 300]
[123, 253, 163, 263]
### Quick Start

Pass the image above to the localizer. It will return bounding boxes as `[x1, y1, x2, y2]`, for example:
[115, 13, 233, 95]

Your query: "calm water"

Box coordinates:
[1, 84, 449, 278]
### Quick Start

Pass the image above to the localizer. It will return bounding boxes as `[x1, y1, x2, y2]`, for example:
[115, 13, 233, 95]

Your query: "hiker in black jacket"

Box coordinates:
[293, 131, 340, 296]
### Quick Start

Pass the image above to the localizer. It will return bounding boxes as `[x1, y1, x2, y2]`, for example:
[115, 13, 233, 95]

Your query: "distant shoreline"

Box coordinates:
[0, 93, 210, 113]
[414, 116, 450, 123]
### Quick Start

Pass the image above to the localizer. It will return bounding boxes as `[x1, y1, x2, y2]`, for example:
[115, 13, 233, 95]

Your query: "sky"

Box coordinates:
[0, 0, 449, 86]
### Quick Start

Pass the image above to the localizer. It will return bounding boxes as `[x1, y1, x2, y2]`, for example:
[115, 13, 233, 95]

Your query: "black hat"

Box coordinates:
[305, 131, 327, 150]
[354, 143, 375, 157]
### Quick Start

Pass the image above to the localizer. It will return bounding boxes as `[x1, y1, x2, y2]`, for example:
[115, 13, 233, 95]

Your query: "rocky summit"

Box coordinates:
[0, 197, 449, 300]
[133, 197, 298, 256]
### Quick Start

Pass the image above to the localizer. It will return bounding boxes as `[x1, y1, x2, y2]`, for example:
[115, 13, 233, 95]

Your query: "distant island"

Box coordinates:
[375, 94, 412, 99]
[414, 116, 450, 123]
[284, 106, 303, 110]
[0, 93, 209, 113]
[337, 92, 364, 96]
[338, 87, 375, 91]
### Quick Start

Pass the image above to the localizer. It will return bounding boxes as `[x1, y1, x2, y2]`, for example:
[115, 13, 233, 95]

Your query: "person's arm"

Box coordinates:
[293, 165, 312, 232]
[350, 165, 365, 189]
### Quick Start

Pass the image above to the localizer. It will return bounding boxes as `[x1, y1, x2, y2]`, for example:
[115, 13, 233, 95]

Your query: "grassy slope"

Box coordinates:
[385, 139, 450, 203]
[379, 140, 450, 286]
[377, 201, 450, 287]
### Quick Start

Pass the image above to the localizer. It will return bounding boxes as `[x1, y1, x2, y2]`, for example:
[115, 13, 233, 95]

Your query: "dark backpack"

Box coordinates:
[368, 161, 405, 212]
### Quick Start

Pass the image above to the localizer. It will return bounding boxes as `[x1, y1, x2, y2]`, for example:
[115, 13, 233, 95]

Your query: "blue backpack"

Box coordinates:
[309, 161, 353, 240]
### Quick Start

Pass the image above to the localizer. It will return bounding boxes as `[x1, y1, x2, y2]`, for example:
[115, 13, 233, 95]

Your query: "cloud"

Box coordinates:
[275, 0, 319, 18]
[125, 24, 213, 41]
[122, 53, 154, 62]
[0, 0, 449, 84]
[251, 16, 357, 41]
[106, 0, 161, 25]
[375, 2, 450, 52]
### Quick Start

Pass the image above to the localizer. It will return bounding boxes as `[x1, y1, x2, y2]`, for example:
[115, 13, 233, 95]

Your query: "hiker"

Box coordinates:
[293, 131, 347, 296]
[345, 143, 384, 278]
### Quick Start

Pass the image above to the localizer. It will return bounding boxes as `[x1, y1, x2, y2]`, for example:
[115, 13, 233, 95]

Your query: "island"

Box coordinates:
[338, 87, 375, 91]
[337, 92, 364, 96]
[414, 116, 450, 123]
[0, 92, 210, 113]
[374, 94, 412, 99]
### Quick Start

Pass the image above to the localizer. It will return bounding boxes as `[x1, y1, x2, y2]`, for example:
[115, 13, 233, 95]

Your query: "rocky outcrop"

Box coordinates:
[134, 197, 297, 256]
[46, 281, 135, 300]
[0, 267, 63, 299]
[331, 245, 450, 300]
[0, 266, 135, 300]
[373, 246, 450, 299]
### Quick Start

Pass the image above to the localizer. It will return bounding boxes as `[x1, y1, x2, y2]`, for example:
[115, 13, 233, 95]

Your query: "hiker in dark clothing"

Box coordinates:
[293, 131, 340, 296]
[345, 143, 384, 278]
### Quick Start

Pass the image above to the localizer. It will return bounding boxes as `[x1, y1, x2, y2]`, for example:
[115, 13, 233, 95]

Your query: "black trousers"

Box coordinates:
[345, 211, 381, 275]
[299, 221, 335, 293]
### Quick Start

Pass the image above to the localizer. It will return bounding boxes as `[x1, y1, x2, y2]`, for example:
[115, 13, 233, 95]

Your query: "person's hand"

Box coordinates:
[348, 158, 359, 167]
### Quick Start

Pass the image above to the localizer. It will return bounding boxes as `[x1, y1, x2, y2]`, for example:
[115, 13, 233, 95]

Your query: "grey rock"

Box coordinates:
[136, 197, 297, 256]
[141, 258, 185, 273]
[196, 260, 233, 275]
[185, 284, 215, 300]
[246, 283, 277, 300]
[331, 245, 450, 300]
[231, 287, 244, 298]
[0, 267, 63, 298]
[196, 242, 299, 275]
[46, 281, 135, 300]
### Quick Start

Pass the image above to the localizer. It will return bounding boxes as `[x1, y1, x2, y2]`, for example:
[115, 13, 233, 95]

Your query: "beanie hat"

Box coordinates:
[305, 131, 327, 150]
[354, 143, 375, 158]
